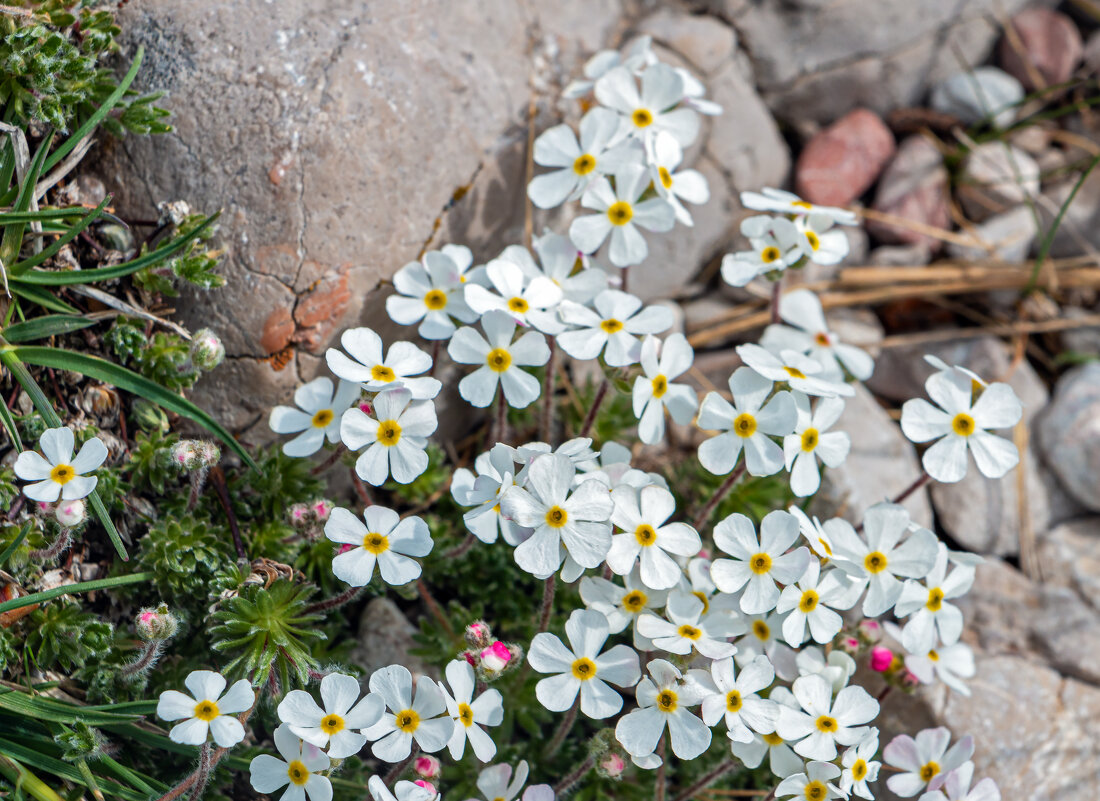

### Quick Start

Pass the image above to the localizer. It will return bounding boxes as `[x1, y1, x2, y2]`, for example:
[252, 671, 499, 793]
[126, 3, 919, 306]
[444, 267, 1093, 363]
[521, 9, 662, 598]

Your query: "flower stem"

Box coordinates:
[671, 760, 739, 801]
[543, 696, 579, 759]
[655, 734, 667, 801]
[154, 704, 257, 801]
[351, 468, 373, 506]
[541, 339, 557, 444]
[210, 466, 246, 561]
[187, 744, 211, 801]
[495, 386, 509, 444]
[311, 443, 347, 476]
[119, 639, 163, 679]
[692, 462, 746, 530]
[857, 471, 930, 532]
[305, 584, 364, 615]
[579, 378, 609, 439]
[537, 575, 556, 633]
[383, 744, 420, 784]
[28, 528, 70, 562]
[442, 532, 478, 560]
[553, 755, 594, 796]
[429, 340, 441, 377]
[417, 577, 457, 642]
[770, 277, 782, 324]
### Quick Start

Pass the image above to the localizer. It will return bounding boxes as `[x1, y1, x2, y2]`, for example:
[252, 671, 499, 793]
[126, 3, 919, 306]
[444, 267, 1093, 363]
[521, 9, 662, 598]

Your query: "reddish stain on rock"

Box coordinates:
[999, 8, 1083, 91]
[293, 266, 352, 352]
[795, 109, 896, 207]
[260, 306, 295, 354]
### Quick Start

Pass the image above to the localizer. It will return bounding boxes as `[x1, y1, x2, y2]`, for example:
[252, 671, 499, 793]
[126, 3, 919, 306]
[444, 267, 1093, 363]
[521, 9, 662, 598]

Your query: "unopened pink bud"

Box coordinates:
[312, 499, 334, 521]
[599, 753, 625, 778]
[463, 651, 478, 666]
[465, 620, 492, 649]
[902, 669, 921, 688]
[870, 647, 894, 672]
[359, 402, 373, 414]
[55, 499, 86, 527]
[414, 755, 441, 779]
[413, 780, 437, 797]
[480, 641, 513, 672]
[336, 544, 355, 555]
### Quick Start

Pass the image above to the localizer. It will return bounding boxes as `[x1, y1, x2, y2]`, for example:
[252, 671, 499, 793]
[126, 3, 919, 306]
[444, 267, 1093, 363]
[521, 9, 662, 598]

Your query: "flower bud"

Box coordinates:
[289, 503, 312, 529]
[171, 439, 220, 471]
[414, 755, 441, 780]
[413, 780, 437, 797]
[901, 669, 921, 690]
[837, 636, 862, 656]
[465, 620, 492, 649]
[480, 640, 513, 672]
[858, 618, 883, 643]
[135, 604, 179, 641]
[312, 499, 334, 522]
[870, 646, 894, 673]
[55, 499, 86, 528]
[132, 399, 170, 433]
[190, 329, 225, 371]
[358, 401, 373, 415]
[597, 752, 626, 780]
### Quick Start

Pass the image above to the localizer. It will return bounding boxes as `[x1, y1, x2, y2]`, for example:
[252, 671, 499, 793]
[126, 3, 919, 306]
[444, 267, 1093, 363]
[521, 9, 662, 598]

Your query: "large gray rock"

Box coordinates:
[1037, 363, 1100, 511]
[945, 205, 1036, 263]
[957, 142, 1041, 222]
[929, 67, 1024, 129]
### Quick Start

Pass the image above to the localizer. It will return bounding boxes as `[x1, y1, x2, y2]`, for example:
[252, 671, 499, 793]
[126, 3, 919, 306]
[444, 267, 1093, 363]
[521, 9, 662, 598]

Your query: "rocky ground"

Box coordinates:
[91, 1, 1100, 798]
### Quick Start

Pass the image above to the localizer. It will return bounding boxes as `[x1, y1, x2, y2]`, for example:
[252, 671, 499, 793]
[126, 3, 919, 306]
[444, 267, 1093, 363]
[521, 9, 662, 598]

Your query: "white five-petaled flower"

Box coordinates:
[595, 63, 700, 147]
[840, 732, 882, 800]
[464, 257, 563, 328]
[439, 658, 504, 761]
[740, 188, 858, 226]
[699, 656, 778, 744]
[729, 729, 805, 779]
[638, 591, 742, 659]
[450, 443, 529, 545]
[557, 289, 673, 367]
[775, 673, 879, 761]
[563, 36, 655, 98]
[14, 426, 108, 503]
[386, 246, 479, 340]
[721, 216, 801, 287]
[711, 510, 810, 615]
[569, 166, 676, 267]
[918, 760, 1000, 801]
[363, 665, 454, 762]
[579, 569, 670, 650]
[501, 452, 613, 578]
[157, 669, 254, 747]
[774, 561, 855, 647]
[249, 724, 332, 801]
[325, 506, 433, 587]
[607, 484, 701, 590]
[794, 213, 850, 265]
[615, 659, 712, 760]
[528, 608, 640, 719]
[697, 367, 796, 477]
[633, 334, 698, 445]
[884, 728, 974, 797]
[340, 387, 437, 486]
[761, 289, 875, 382]
[783, 394, 851, 497]
[270, 377, 361, 458]
[738, 343, 855, 399]
[325, 328, 442, 400]
[277, 672, 383, 759]
[735, 612, 799, 682]
[648, 131, 709, 227]
[899, 634, 976, 696]
[449, 310, 551, 410]
[526, 232, 609, 307]
[775, 761, 846, 801]
[894, 544, 975, 655]
[367, 776, 433, 801]
[828, 502, 939, 617]
[470, 761, 530, 801]
[900, 370, 1022, 483]
[527, 107, 636, 209]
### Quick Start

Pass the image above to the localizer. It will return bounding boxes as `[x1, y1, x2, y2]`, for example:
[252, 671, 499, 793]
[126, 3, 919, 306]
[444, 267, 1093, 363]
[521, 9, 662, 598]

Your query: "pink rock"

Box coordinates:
[867, 135, 950, 251]
[999, 8, 1083, 90]
[795, 109, 896, 207]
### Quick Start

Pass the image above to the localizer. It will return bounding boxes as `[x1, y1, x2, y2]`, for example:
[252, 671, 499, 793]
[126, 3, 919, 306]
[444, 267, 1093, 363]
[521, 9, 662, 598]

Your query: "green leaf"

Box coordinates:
[2, 315, 97, 343]
[0, 691, 144, 726]
[0, 522, 32, 568]
[0, 134, 53, 267]
[11, 212, 220, 286]
[9, 283, 80, 314]
[8, 196, 111, 275]
[0, 572, 153, 616]
[0, 739, 148, 801]
[1027, 152, 1100, 294]
[0, 207, 123, 226]
[6, 345, 257, 471]
[0, 400, 21, 451]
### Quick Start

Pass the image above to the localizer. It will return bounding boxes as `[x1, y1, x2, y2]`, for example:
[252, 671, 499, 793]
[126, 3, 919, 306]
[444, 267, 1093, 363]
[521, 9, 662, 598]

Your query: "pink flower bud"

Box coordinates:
[413, 781, 437, 797]
[901, 669, 921, 689]
[359, 402, 373, 415]
[599, 753, 625, 778]
[414, 756, 441, 780]
[480, 640, 513, 672]
[135, 605, 178, 641]
[336, 544, 355, 555]
[55, 499, 86, 528]
[463, 651, 478, 666]
[312, 499, 334, 521]
[859, 619, 883, 643]
[870, 647, 894, 673]
[465, 620, 492, 649]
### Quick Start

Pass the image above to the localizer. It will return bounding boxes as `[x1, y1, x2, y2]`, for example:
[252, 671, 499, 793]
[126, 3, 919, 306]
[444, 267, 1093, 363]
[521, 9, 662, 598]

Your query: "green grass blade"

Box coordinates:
[0, 691, 144, 725]
[0, 754, 66, 801]
[0, 739, 149, 801]
[9, 283, 80, 314]
[8, 197, 111, 276]
[0, 572, 153, 616]
[1026, 152, 1100, 294]
[0, 134, 53, 267]
[0, 207, 122, 225]
[2, 315, 97, 343]
[0, 399, 21, 451]
[0, 522, 32, 568]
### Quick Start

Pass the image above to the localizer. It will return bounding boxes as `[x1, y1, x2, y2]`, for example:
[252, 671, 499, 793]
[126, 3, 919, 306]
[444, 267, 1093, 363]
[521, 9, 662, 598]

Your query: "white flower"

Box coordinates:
[648, 132, 709, 227]
[729, 730, 804, 779]
[840, 732, 882, 800]
[464, 257, 563, 328]
[470, 761, 529, 801]
[721, 216, 801, 287]
[502, 453, 612, 578]
[738, 344, 855, 399]
[340, 387, 437, 486]
[579, 569, 670, 649]
[529, 232, 609, 306]
[637, 591, 741, 659]
[325, 328, 442, 400]
[795, 648, 857, 696]
[528, 608, 640, 719]
[774, 561, 855, 647]
[277, 673, 383, 759]
[900, 371, 1022, 483]
[828, 503, 940, 617]
[569, 166, 675, 267]
[527, 108, 637, 209]
[249, 724, 331, 801]
[449, 311, 551, 410]
[633, 334, 698, 445]
[711, 510, 810, 615]
[775, 761, 845, 801]
[363, 665, 454, 762]
[156, 669, 254, 747]
[761, 289, 875, 382]
[918, 761, 1000, 801]
[923, 355, 986, 390]
[595, 63, 700, 147]
[676, 66, 723, 116]
[386, 247, 479, 340]
[607, 484, 700, 590]
[367, 776, 433, 801]
[557, 290, 673, 367]
[740, 188, 858, 226]
[735, 613, 799, 682]
[697, 367, 796, 477]
[894, 544, 975, 655]
[699, 656, 778, 743]
[775, 674, 879, 761]
[794, 214, 850, 265]
[269, 378, 362, 458]
[450, 444, 529, 545]
[783, 395, 850, 497]
[14, 427, 108, 502]
[614, 659, 711, 760]
[883, 728, 974, 797]
[439, 659, 503, 761]
[903, 640, 975, 696]
[563, 36, 655, 98]
[325, 506, 432, 587]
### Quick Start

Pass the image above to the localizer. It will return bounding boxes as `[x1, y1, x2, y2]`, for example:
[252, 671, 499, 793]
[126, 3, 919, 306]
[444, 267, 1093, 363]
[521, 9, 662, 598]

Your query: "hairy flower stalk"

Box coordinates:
[28, 528, 70, 562]
[692, 461, 746, 530]
[579, 378, 610, 438]
[543, 696, 579, 759]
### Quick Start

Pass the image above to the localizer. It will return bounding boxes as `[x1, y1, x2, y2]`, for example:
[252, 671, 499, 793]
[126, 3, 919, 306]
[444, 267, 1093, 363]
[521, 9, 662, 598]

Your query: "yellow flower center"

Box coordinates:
[920, 762, 940, 782]
[320, 713, 345, 735]
[377, 419, 402, 446]
[798, 589, 819, 613]
[806, 231, 821, 251]
[49, 464, 75, 484]
[651, 374, 668, 398]
[362, 532, 389, 554]
[311, 409, 334, 428]
[784, 366, 806, 380]
[752, 620, 770, 641]
[632, 108, 654, 128]
[928, 649, 940, 662]
[287, 760, 310, 786]
[734, 413, 757, 438]
[192, 700, 219, 722]
[677, 624, 702, 640]
[952, 412, 975, 437]
[371, 365, 396, 383]
[424, 289, 448, 310]
[571, 657, 597, 680]
[692, 591, 710, 614]
[762, 732, 784, 746]
[607, 200, 634, 226]
[634, 524, 657, 546]
[395, 709, 420, 733]
[749, 552, 772, 575]
[507, 296, 530, 314]
[573, 153, 596, 175]
[600, 318, 624, 334]
[814, 332, 831, 346]
[804, 781, 827, 801]
[926, 587, 945, 612]
[851, 759, 868, 781]
[487, 348, 512, 372]
[761, 246, 781, 263]
[864, 551, 888, 573]
[658, 166, 673, 189]
[725, 690, 743, 713]
[545, 505, 568, 529]
[801, 428, 819, 452]
[458, 702, 474, 726]
[818, 537, 833, 556]
[792, 201, 813, 210]
[656, 689, 677, 712]
[622, 589, 648, 612]
[815, 715, 838, 733]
